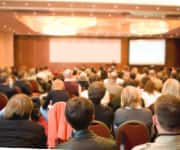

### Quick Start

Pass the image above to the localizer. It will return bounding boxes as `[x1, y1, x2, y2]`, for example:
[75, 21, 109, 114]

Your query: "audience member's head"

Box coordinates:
[52, 79, 64, 90]
[4, 94, 33, 120]
[88, 81, 106, 104]
[162, 78, 180, 97]
[144, 79, 156, 94]
[139, 76, 150, 89]
[153, 95, 180, 133]
[121, 86, 142, 108]
[63, 69, 73, 79]
[65, 97, 94, 130]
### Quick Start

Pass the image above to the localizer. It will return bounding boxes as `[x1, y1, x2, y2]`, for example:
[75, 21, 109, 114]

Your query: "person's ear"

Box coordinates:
[92, 114, 95, 121]
[152, 115, 158, 126]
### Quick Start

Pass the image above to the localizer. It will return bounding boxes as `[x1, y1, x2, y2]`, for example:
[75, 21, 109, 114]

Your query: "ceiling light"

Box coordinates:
[24, 2, 29, 6]
[113, 5, 118, 9]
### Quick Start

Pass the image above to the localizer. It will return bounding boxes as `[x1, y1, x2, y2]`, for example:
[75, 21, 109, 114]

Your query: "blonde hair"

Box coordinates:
[4, 94, 33, 120]
[121, 86, 141, 108]
[162, 78, 180, 98]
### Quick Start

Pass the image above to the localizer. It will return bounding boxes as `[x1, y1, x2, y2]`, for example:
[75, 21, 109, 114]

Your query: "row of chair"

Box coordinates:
[48, 101, 150, 150]
[0, 94, 150, 150]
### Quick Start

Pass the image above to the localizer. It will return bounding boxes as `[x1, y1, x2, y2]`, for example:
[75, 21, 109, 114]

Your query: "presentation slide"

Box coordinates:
[49, 38, 121, 63]
[129, 39, 166, 65]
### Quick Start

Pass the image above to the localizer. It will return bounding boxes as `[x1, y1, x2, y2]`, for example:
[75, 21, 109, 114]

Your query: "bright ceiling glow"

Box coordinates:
[130, 20, 168, 35]
[15, 15, 97, 35]
[16, 0, 180, 6]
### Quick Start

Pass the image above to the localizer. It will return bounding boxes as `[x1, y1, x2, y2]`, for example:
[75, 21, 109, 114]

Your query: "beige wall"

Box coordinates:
[0, 32, 14, 67]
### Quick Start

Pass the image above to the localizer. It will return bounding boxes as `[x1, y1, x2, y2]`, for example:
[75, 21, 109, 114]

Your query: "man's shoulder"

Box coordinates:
[132, 143, 153, 150]
[57, 134, 116, 150]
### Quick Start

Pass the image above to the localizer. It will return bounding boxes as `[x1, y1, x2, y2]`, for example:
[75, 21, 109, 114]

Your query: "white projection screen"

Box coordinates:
[49, 38, 121, 63]
[129, 39, 166, 65]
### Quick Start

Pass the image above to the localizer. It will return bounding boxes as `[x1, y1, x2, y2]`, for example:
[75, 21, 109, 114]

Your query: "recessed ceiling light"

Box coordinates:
[2, 1, 6, 6]
[69, 3, 73, 7]
[24, 2, 29, 6]
[89, 13, 93, 16]
[33, 11, 37, 15]
[92, 4, 96, 8]
[113, 5, 118, 9]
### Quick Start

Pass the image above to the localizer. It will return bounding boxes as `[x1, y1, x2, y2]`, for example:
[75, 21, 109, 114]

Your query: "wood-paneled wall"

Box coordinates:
[0, 32, 14, 67]
[14, 36, 180, 71]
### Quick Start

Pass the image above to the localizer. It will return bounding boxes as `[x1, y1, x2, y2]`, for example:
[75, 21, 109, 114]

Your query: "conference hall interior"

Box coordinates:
[0, 0, 179, 149]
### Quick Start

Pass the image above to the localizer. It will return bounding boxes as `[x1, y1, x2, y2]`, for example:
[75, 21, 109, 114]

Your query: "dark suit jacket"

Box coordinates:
[14, 80, 32, 95]
[94, 104, 114, 129]
[42, 89, 69, 109]
[56, 130, 116, 150]
[0, 83, 17, 98]
[0, 120, 47, 148]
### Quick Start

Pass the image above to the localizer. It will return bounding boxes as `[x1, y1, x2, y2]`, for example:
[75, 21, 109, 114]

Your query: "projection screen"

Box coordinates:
[49, 38, 121, 63]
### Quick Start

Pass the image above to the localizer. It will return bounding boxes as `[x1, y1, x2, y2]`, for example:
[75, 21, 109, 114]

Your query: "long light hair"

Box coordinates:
[162, 78, 180, 98]
[121, 86, 141, 108]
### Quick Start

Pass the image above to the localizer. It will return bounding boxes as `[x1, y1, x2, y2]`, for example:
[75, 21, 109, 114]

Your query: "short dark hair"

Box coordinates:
[65, 97, 94, 130]
[88, 81, 106, 104]
[155, 95, 180, 131]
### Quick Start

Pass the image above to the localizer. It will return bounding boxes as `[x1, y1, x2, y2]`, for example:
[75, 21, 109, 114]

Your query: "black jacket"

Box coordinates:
[0, 84, 17, 98]
[94, 104, 114, 129]
[14, 80, 32, 95]
[42, 89, 69, 109]
[56, 130, 116, 150]
[0, 120, 47, 148]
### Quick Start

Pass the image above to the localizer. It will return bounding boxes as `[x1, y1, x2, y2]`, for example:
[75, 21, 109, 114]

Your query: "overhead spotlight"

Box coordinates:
[24, 2, 29, 6]
[1, 1, 6, 6]
[33, 11, 37, 16]
[92, 4, 96, 8]
[69, 3, 73, 8]
[89, 13, 93, 17]
[113, 5, 118, 9]
[156, 7, 160, 10]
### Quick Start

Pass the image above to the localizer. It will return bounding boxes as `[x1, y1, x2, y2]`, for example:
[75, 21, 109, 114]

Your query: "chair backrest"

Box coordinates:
[89, 120, 112, 138]
[0, 93, 8, 110]
[29, 80, 39, 92]
[116, 120, 150, 150]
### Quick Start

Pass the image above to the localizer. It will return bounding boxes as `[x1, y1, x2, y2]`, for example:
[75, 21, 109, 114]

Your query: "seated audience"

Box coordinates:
[0, 94, 47, 148]
[56, 97, 116, 150]
[133, 95, 180, 150]
[0, 73, 17, 98]
[114, 86, 152, 135]
[14, 72, 32, 95]
[148, 69, 163, 92]
[88, 81, 114, 129]
[40, 79, 69, 120]
[42, 79, 69, 109]
[63, 69, 80, 97]
[141, 80, 160, 107]
[162, 78, 180, 97]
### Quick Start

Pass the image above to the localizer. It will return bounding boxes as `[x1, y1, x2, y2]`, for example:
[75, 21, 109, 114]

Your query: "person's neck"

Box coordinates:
[157, 127, 180, 135]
